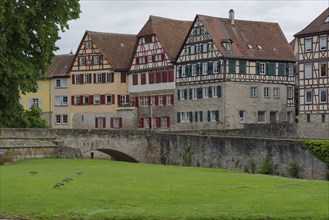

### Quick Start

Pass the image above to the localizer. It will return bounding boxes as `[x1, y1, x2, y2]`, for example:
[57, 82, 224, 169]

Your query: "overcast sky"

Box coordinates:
[55, 0, 329, 55]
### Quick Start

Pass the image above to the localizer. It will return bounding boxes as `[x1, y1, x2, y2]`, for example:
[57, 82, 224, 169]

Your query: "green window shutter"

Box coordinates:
[278, 63, 285, 76]
[189, 112, 193, 123]
[196, 63, 200, 75]
[207, 111, 211, 122]
[189, 89, 192, 100]
[177, 90, 180, 100]
[265, 62, 269, 75]
[228, 60, 236, 74]
[208, 61, 213, 74]
[195, 111, 198, 122]
[178, 66, 182, 78]
[177, 112, 181, 123]
[217, 86, 222, 97]
[208, 87, 212, 98]
[285, 63, 289, 76]
[184, 89, 187, 100]
[218, 60, 222, 73]
[293, 64, 296, 76]
[215, 110, 219, 122]
[200, 111, 203, 122]
[187, 65, 192, 77]
[239, 60, 246, 74]
[197, 87, 203, 99]
[256, 61, 260, 75]
[200, 63, 203, 74]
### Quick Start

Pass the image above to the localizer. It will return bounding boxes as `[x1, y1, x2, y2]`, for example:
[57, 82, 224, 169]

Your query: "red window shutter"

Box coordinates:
[152, 55, 155, 62]
[95, 117, 98, 128]
[72, 75, 75, 84]
[145, 56, 148, 63]
[89, 73, 92, 83]
[149, 72, 154, 84]
[112, 94, 115, 104]
[80, 74, 84, 84]
[148, 96, 151, 106]
[163, 95, 167, 106]
[158, 117, 162, 128]
[119, 117, 122, 128]
[126, 95, 130, 103]
[110, 118, 114, 128]
[93, 73, 96, 83]
[80, 95, 84, 105]
[155, 95, 159, 106]
[167, 116, 170, 128]
[103, 118, 106, 128]
[121, 72, 126, 83]
[89, 95, 94, 105]
[148, 117, 152, 128]
[136, 57, 139, 65]
[162, 72, 168, 83]
[170, 94, 174, 105]
[71, 96, 75, 105]
[111, 72, 114, 83]
[133, 74, 138, 85]
[100, 95, 105, 104]
[141, 73, 146, 85]
[117, 95, 121, 106]
[135, 97, 139, 107]
[156, 72, 161, 83]
[140, 117, 144, 128]
[169, 71, 174, 82]
[102, 73, 106, 83]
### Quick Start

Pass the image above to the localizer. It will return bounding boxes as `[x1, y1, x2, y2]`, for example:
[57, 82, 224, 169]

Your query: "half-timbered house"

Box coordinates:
[293, 7, 329, 123]
[175, 10, 296, 130]
[69, 31, 136, 129]
[128, 16, 192, 130]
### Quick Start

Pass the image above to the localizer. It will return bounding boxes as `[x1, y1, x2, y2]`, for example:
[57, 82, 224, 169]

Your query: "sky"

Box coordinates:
[55, 0, 329, 55]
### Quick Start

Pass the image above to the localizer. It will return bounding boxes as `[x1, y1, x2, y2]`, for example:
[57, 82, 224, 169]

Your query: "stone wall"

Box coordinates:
[156, 133, 328, 180]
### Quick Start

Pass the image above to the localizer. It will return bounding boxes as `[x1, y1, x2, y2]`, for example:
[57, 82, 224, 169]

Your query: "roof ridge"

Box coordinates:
[149, 15, 191, 23]
[197, 14, 278, 25]
[86, 30, 136, 37]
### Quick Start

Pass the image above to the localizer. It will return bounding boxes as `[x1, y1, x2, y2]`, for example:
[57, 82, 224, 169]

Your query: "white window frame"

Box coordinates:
[319, 88, 328, 103]
[319, 36, 327, 50]
[159, 95, 163, 106]
[181, 65, 186, 77]
[79, 56, 86, 65]
[96, 73, 102, 83]
[55, 79, 61, 88]
[94, 95, 100, 105]
[75, 74, 81, 84]
[212, 87, 218, 97]
[210, 110, 218, 122]
[190, 45, 195, 55]
[162, 116, 168, 128]
[202, 62, 208, 75]
[320, 63, 327, 77]
[62, 115, 68, 124]
[259, 62, 266, 75]
[202, 43, 208, 53]
[106, 72, 113, 82]
[120, 95, 127, 105]
[55, 115, 61, 124]
[226, 42, 232, 51]
[106, 95, 112, 104]
[93, 55, 100, 65]
[192, 88, 198, 100]
[139, 56, 146, 64]
[192, 64, 197, 76]
[273, 88, 280, 99]
[264, 87, 270, 98]
[54, 96, 68, 106]
[85, 41, 92, 49]
[213, 61, 218, 74]
[113, 118, 120, 128]
[305, 38, 312, 52]
[166, 95, 171, 105]
[287, 87, 294, 99]
[251, 87, 257, 97]
[288, 64, 294, 76]
[32, 98, 40, 107]
[305, 89, 312, 104]
[203, 87, 208, 98]
[195, 111, 202, 123]
[84, 74, 90, 84]
[305, 64, 312, 79]
[139, 96, 148, 107]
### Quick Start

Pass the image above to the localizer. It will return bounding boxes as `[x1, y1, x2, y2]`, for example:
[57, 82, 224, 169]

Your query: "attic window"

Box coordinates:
[247, 44, 253, 49]
[85, 41, 92, 49]
[221, 39, 232, 51]
[273, 48, 277, 52]
[325, 16, 329, 23]
[256, 45, 263, 50]
[144, 35, 153, 44]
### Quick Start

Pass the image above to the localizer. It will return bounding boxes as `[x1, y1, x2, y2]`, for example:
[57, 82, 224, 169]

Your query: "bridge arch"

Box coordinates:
[85, 148, 138, 162]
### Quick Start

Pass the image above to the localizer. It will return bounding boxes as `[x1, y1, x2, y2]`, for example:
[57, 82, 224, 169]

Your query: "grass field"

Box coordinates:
[0, 159, 328, 220]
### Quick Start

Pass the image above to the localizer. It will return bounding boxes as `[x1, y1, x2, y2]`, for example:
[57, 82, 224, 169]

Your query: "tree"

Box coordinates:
[0, 0, 80, 127]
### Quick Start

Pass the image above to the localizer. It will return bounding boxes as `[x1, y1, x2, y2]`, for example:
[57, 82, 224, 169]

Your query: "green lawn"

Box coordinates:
[0, 159, 328, 220]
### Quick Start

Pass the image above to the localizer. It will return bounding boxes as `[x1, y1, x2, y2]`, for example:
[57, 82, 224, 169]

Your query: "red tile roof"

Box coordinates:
[45, 54, 75, 78]
[137, 16, 192, 61]
[195, 14, 296, 62]
[294, 7, 329, 37]
[86, 31, 137, 70]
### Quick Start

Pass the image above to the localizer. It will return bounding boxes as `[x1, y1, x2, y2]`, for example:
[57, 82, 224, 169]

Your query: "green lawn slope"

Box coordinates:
[0, 159, 328, 220]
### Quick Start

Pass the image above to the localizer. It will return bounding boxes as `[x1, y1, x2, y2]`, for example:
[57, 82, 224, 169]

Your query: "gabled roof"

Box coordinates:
[196, 14, 296, 62]
[45, 54, 75, 78]
[72, 31, 137, 71]
[137, 16, 192, 61]
[294, 7, 329, 37]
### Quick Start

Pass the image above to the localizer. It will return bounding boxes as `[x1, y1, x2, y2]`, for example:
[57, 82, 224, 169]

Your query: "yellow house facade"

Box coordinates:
[20, 79, 52, 126]
[69, 31, 136, 129]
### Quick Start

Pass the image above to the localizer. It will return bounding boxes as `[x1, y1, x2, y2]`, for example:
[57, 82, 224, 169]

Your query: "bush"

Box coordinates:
[258, 154, 275, 175]
[301, 140, 329, 167]
[287, 161, 300, 178]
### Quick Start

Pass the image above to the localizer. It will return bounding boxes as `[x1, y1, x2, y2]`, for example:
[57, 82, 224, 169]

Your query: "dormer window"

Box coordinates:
[247, 44, 253, 49]
[325, 16, 329, 23]
[273, 48, 277, 52]
[256, 44, 263, 50]
[221, 39, 233, 51]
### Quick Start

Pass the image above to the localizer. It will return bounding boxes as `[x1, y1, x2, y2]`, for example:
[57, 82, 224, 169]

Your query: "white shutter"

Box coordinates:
[38, 99, 42, 108]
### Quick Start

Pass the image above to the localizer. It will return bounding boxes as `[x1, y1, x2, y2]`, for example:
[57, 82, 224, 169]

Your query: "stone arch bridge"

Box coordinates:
[0, 128, 327, 180]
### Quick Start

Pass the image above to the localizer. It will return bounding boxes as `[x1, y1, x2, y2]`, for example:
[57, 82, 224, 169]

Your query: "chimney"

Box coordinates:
[229, 9, 235, 25]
